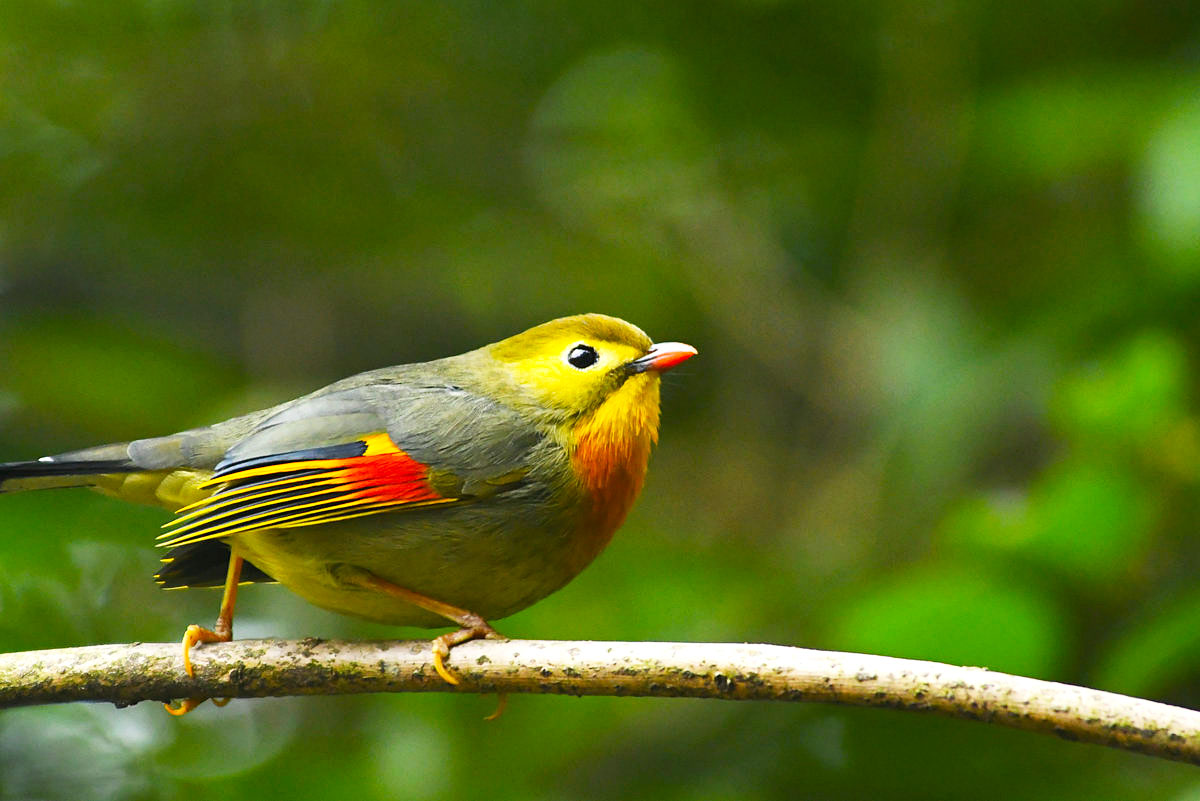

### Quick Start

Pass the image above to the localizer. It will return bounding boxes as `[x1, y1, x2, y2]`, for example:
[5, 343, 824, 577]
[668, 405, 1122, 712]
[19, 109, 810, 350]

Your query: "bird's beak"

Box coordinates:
[626, 342, 698, 374]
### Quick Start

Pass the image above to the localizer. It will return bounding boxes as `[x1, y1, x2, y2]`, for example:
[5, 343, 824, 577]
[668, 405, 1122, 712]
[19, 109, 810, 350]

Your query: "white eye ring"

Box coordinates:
[563, 342, 600, 370]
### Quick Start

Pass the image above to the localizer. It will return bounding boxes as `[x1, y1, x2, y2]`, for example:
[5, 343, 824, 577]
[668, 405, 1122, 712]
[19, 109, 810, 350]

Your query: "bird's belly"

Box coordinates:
[231, 503, 589, 628]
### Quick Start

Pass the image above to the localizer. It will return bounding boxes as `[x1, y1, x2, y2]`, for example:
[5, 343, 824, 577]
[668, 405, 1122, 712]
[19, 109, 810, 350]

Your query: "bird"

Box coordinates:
[0, 313, 696, 714]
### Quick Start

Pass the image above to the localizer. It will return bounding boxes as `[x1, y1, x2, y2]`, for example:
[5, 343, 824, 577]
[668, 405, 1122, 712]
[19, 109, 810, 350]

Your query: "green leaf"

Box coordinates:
[1023, 459, 1155, 582]
[1136, 91, 1200, 278]
[1050, 331, 1188, 451]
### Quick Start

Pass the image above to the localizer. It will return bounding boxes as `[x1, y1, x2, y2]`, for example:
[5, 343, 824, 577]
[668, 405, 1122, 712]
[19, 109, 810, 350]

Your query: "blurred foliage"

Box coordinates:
[2, 0, 1200, 798]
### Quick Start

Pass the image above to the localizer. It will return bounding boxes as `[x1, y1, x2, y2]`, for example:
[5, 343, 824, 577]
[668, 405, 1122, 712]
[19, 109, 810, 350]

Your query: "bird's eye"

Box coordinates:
[565, 343, 600, 370]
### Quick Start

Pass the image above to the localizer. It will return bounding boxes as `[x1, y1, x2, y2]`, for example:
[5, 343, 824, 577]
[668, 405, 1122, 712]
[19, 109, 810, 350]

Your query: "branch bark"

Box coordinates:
[1, 638, 1197, 765]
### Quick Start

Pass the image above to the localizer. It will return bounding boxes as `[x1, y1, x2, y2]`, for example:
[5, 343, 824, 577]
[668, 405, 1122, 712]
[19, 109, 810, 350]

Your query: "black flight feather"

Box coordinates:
[156, 541, 276, 588]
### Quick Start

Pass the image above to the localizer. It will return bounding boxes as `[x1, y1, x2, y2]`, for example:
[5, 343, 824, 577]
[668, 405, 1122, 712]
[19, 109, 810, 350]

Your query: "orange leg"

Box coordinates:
[345, 571, 505, 686]
[164, 553, 243, 716]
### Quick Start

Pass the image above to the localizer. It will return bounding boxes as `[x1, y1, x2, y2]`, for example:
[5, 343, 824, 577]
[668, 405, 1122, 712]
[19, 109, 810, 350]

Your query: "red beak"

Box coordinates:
[627, 342, 698, 374]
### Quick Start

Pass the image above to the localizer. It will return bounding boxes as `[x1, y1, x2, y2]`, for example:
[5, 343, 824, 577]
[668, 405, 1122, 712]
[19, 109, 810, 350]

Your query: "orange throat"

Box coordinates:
[569, 376, 662, 565]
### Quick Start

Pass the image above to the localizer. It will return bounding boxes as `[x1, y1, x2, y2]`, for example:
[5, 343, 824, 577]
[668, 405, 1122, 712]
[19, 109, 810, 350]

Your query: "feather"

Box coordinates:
[156, 541, 276, 588]
[158, 432, 455, 548]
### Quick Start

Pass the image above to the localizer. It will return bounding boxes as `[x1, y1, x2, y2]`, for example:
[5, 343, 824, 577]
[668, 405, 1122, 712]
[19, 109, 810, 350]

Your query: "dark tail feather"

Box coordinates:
[0, 456, 136, 493]
[156, 540, 275, 588]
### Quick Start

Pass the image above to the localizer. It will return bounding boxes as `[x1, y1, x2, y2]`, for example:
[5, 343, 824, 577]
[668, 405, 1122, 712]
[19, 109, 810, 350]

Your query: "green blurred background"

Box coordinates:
[3, 0, 1200, 797]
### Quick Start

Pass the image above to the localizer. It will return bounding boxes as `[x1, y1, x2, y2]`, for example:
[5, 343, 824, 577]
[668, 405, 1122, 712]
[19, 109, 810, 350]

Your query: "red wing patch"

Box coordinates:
[158, 432, 453, 548]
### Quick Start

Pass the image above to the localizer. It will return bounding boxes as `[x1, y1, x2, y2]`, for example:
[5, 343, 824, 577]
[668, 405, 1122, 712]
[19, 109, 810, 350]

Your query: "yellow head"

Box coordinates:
[488, 315, 647, 415]
[481, 313, 695, 431]
[480, 314, 696, 553]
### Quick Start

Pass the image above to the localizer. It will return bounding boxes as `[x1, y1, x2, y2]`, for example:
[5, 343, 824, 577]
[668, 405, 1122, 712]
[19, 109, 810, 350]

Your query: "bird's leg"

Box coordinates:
[343, 569, 505, 685]
[164, 552, 243, 716]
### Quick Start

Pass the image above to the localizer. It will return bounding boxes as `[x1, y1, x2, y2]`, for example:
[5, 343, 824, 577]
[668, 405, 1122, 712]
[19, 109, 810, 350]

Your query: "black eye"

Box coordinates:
[566, 344, 599, 369]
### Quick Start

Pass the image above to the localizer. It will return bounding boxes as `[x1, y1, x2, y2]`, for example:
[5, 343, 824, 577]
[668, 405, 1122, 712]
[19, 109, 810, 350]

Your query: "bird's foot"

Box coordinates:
[163, 623, 233, 716]
[430, 614, 504, 686]
[336, 568, 510, 717]
[180, 622, 231, 677]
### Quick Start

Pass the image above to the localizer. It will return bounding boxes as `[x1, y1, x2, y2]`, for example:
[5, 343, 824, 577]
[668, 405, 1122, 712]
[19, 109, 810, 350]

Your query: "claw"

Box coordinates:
[164, 555, 243, 716]
[339, 569, 507, 702]
[164, 697, 206, 716]
[484, 693, 509, 721]
[181, 623, 228, 677]
[428, 620, 504, 685]
[432, 639, 460, 685]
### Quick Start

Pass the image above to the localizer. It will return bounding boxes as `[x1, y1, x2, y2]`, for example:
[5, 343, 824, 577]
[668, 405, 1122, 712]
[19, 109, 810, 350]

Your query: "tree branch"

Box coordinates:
[1, 638, 1197, 764]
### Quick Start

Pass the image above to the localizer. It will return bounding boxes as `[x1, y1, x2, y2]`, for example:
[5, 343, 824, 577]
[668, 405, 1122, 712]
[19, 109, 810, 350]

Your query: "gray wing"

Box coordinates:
[157, 381, 544, 547]
[216, 382, 543, 486]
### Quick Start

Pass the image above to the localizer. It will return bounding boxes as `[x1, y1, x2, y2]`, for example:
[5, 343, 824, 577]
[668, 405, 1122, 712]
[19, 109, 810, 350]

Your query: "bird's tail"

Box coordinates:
[1, 445, 275, 587]
[0, 443, 138, 493]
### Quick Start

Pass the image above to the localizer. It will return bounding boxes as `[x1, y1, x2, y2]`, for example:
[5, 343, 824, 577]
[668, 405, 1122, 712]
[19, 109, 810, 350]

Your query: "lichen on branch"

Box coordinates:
[1, 639, 1197, 765]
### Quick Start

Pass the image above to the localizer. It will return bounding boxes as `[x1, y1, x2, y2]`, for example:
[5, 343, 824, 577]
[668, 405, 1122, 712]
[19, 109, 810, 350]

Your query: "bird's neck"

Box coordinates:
[567, 376, 661, 568]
